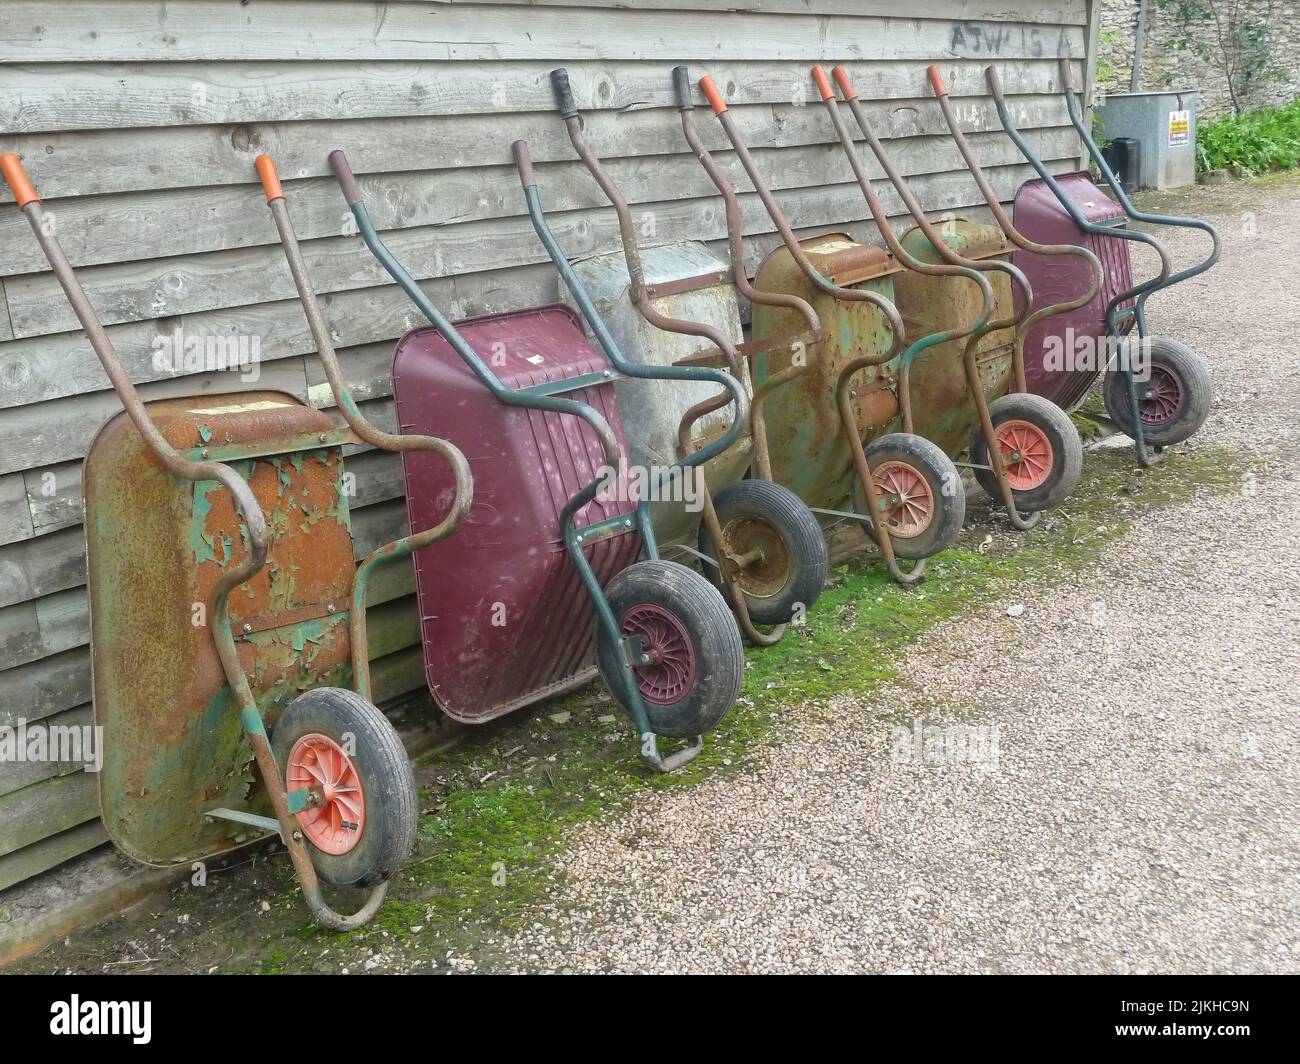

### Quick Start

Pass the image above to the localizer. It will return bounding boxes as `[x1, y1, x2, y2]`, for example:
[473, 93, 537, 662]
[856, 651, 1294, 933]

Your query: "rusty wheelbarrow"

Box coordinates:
[826, 63, 1091, 519]
[0, 152, 474, 931]
[690, 73, 966, 587]
[327, 148, 745, 772]
[547, 68, 828, 646]
[989, 60, 1218, 465]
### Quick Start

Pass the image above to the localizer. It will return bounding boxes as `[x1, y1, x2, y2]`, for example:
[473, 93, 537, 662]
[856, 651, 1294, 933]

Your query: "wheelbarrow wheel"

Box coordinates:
[271, 687, 417, 889]
[596, 559, 744, 739]
[853, 433, 965, 560]
[698, 479, 829, 626]
[970, 392, 1083, 512]
[1102, 335, 1212, 447]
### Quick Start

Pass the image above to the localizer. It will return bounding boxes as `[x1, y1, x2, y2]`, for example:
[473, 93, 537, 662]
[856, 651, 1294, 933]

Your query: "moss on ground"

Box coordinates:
[274, 442, 1241, 970]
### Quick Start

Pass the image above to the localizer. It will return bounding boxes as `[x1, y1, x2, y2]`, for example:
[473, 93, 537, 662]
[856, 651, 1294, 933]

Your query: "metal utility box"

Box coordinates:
[1095, 90, 1199, 190]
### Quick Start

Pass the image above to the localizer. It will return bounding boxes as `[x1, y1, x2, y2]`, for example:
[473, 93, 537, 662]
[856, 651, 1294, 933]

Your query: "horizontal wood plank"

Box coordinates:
[0, 6, 1083, 64]
[0, 49, 1084, 135]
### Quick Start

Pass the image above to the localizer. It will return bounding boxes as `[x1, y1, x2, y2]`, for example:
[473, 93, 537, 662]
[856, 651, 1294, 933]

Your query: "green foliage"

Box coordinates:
[1196, 97, 1300, 174]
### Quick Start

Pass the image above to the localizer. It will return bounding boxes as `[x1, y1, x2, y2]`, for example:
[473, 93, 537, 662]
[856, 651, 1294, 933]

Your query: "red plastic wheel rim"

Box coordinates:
[620, 603, 696, 706]
[872, 460, 935, 538]
[995, 419, 1055, 492]
[1140, 364, 1185, 426]
[286, 734, 366, 856]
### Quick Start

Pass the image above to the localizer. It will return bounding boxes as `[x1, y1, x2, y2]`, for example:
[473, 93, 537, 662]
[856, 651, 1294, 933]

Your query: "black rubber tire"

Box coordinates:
[852, 432, 965, 560]
[698, 479, 829, 625]
[1102, 335, 1212, 447]
[596, 559, 743, 739]
[271, 687, 417, 889]
[970, 392, 1084, 512]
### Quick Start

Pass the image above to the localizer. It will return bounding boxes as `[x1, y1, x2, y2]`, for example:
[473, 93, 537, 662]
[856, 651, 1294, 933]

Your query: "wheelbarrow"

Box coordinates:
[547, 68, 828, 645]
[988, 60, 1218, 465]
[0, 152, 474, 930]
[816, 65, 1089, 524]
[327, 148, 746, 772]
[692, 74, 964, 587]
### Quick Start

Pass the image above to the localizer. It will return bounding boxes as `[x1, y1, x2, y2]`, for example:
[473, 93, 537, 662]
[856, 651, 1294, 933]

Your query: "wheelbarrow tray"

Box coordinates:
[750, 233, 902, 514]
[393, 304, 640, 724]
[560, 242, 753, 550]
[892, 220, 1017, 460]
[1013, 172, 1136, 410]
[86, 392, 358, 866]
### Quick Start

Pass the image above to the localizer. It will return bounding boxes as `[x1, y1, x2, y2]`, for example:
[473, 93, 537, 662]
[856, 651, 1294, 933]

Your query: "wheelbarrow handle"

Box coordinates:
[553, 72, 745, 378]
[258, 151, 475, 698]
[672, 65, 693, 111]
[512, 136, 749, 471]
[811, 64, 834, 101]
[2, 151, 271, 750]
[0, 152, 39, 207]
[698, 75, 728, 115]
[550, 67, 579, 120]
[254, 154, 284, 201]
[926, 64, 948, 98]
[1058, 56, 1075, 92]
[327, 148, 364, 207]
[830, 65, 858, 101]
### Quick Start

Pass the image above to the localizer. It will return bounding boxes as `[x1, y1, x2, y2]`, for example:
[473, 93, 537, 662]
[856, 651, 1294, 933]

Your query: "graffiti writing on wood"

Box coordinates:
[949, 23, 1072, 59]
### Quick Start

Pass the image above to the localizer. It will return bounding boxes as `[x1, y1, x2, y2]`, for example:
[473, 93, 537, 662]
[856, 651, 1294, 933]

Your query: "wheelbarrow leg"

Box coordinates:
[965, 337, 1042, 531]
[837, 364, 926, 588]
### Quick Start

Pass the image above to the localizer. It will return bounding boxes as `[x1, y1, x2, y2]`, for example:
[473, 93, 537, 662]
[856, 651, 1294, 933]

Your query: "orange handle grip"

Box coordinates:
[255, 154, 284, 201]
[1, 153, 39, 208]
[699, 76, 727, 115]
[831, 65, 857, 101]
[927, 65, 947, 97]
[811, 65, 834, 102]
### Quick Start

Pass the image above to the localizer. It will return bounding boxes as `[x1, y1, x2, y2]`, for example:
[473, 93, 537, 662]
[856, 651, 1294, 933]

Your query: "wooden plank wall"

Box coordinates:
[0, 0, 1090, 888]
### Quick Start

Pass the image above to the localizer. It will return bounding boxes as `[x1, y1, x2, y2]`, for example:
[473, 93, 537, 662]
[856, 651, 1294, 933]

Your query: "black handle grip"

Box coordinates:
[512, 139, 536, 188]
[328, 149, 362, 206]
[550, 68, 578, 119]
[672, 65, 693, 111]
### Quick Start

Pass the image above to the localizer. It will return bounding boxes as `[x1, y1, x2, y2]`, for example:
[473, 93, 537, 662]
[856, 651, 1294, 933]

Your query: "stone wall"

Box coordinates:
[1097, 0, 1300, 118]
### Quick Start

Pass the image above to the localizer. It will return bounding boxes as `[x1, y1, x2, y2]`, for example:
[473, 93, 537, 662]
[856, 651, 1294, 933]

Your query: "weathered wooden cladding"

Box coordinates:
[0, 0, 1093, 883]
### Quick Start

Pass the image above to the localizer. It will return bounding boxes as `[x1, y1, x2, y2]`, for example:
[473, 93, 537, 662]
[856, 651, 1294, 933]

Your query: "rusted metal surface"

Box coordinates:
[750, 234, 902, 514]
[892, 226, 1016, 459]
[86, 393, 355, 865]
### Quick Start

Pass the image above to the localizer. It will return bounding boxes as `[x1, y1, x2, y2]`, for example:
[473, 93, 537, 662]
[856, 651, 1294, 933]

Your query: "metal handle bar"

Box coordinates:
[696, 75, 907, 366]
[672, 65, 824, 338]
[551, 68, 741, 378]
[925, 65, 1104, 342]
[255, 155, 474, 701]
[829, 66, 1034, 359]
[813, 67, 995, 367]
[512, 138, 748, 473]
[1058, 57, 1221, 291]
[984, 65, 1172, 333]
[0, 151, 270, 742]
[326, 149, 625, 475]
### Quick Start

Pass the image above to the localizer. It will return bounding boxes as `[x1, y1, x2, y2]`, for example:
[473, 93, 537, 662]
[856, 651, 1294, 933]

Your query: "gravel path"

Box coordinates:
[478, 177, 1300, 974]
